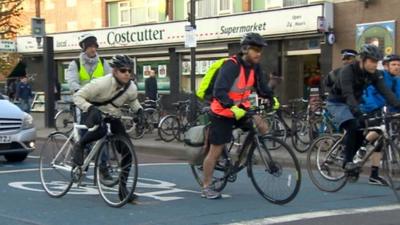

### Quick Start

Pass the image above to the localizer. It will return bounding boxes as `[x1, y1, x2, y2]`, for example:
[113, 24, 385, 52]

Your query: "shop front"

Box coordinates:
[16, 3, 333, 110]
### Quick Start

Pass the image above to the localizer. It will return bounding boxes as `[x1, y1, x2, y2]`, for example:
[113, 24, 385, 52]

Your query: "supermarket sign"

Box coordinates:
[16, 4, 332, 53]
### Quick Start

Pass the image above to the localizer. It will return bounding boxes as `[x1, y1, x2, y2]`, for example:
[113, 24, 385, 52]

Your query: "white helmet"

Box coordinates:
[78, 33, 98, 49]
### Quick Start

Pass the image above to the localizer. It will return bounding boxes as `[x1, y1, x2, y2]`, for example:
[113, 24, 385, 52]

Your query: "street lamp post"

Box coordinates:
[189, 0, 197, 123]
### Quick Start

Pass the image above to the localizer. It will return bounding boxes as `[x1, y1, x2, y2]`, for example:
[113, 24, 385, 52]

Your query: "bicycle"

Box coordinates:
[190, 108, 301, 204]
[157, 99, 191, 142]
[54, 101, 76, 134]
[39, 114, 139, 207]
[307, 107, 400, 200]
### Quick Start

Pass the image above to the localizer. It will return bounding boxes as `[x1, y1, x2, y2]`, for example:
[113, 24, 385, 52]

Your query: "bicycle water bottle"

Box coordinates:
[353, 146, 367, 164]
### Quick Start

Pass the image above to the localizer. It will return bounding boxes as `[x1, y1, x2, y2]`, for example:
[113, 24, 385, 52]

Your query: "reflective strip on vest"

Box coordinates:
[79, 58, 105, 86]
[211, 58, 255, 118]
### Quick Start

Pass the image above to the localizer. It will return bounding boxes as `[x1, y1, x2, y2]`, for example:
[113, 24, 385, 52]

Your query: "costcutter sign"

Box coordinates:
[17, 4, 330, 53]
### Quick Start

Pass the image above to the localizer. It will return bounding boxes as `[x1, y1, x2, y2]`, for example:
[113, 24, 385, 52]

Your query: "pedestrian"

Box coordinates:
[7, 78, 17, 101]
[145, 69, 158, 101]
[15, 75, 34, 113]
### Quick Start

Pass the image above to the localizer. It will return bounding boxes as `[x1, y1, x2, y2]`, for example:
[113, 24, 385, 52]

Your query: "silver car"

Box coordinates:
[0, 94, 36, 162]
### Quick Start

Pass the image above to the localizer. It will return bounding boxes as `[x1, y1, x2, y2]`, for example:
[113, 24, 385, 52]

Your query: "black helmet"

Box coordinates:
[359, 44, 382, 61]
[341, 49, 358, 59]
[383, 54, 400, 64]
[240, 32, 267, 47]
[110, 55, 134, 69]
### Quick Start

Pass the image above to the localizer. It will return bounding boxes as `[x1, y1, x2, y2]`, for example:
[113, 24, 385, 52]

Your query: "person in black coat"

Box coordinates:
[145, 70, 158, 101]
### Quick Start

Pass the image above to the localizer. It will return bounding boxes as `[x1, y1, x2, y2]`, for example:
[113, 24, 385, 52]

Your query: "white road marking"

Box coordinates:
[28, 155, 40, 159]
[226, 204, 400, 225]
[0, 162, 188, 174]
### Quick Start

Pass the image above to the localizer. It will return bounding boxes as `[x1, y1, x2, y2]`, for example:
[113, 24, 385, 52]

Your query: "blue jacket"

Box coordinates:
[16, 82, 33, 100]
[360, 70, 400, 113]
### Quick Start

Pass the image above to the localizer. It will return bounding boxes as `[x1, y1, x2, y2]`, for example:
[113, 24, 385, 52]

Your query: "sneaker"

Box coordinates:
[201, 186, 222, 199]
[369, 176, 389, 186]
[344, 162, 361, 172]
[72, 144, 84, 166]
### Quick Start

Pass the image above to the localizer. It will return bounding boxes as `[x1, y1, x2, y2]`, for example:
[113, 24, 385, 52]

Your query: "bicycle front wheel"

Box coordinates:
[39, 132, 74, 198]
[307, 134, 347, 192]
[96, 134, 138, 208]
[158, 115, 179, 142]
[291, 117, 311, 153]
[248, 136, 301, 204]
[54, 110, 74, 134]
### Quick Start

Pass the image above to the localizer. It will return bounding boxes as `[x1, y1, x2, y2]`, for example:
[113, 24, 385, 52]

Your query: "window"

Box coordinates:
[218, 0, 232, 15]
[184, 0, 218, 19]
[131, 0, 159, 24]
[118, 1, 131, 26]
[283, 0, 308, 7]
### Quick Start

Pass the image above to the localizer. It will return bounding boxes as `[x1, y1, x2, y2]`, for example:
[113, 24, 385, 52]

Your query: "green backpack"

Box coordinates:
[196, 58, 230, 102]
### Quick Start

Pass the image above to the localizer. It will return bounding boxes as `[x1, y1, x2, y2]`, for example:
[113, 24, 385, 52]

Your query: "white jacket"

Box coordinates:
[73, 74, 142, 116]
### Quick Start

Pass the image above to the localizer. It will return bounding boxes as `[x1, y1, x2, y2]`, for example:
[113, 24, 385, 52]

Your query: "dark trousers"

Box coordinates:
[341, 119, 364, 165]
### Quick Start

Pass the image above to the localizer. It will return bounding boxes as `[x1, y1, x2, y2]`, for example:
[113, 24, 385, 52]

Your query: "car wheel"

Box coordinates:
[4, 153, 28, 162]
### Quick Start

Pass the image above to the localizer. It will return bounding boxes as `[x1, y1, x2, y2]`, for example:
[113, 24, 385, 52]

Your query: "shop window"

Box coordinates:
[180, 59, 219, 92]
[118, 1, 131, 26]
[136, 59, 170, 93]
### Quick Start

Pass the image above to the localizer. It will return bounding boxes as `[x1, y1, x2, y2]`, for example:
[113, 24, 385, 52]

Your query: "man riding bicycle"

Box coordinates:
[327, 44, 400, 183]
[72, 55, 142, 198]
[202, 32, 274, 199]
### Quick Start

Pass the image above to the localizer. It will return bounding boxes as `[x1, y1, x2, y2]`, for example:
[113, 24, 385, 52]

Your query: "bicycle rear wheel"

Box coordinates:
[158, 115, 179, 142]
[39, 132, 74, 198]
[248, 136, 301, 204]
[144, 107, 159, 133]
[190, 147, 229, 192]
[96, 134, 138, 208]
[307, 134, 347, 192]
[383, 140, 400, 202]
[54, 110, 74, 134]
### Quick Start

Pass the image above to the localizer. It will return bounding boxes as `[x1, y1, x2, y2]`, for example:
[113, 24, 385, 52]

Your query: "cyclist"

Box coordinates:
[202, 32, 273, 199]
[322, 49, 358, 95]
[66, 33, 111, 92]
[327, 44, 400, 182]
[72, 55, 142, 199]
[359, 54, 400, 185]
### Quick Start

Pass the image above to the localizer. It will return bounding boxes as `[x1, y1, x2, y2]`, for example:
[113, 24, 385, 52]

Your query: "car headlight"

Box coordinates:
[22, 113, 34, 129]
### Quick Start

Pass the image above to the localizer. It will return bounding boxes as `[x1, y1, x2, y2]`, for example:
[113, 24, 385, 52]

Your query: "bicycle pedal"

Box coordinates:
[228, 174, 237, 182]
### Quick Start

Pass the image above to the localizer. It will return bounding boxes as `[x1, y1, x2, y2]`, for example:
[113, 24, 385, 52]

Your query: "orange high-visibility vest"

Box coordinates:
[210, 57, 255, 118]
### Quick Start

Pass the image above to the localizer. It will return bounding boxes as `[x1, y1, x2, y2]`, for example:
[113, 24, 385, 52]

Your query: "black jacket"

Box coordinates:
[213, 55, 273, 108]
[145, 77, 158, 100]
[328, 61, 400, 115]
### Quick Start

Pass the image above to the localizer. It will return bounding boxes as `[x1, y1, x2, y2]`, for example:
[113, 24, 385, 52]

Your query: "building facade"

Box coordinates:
[16, 0, 398, 105]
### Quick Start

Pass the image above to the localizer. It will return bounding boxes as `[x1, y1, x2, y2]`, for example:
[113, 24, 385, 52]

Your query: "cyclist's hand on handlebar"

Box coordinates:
[231, 105, 246, 120]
